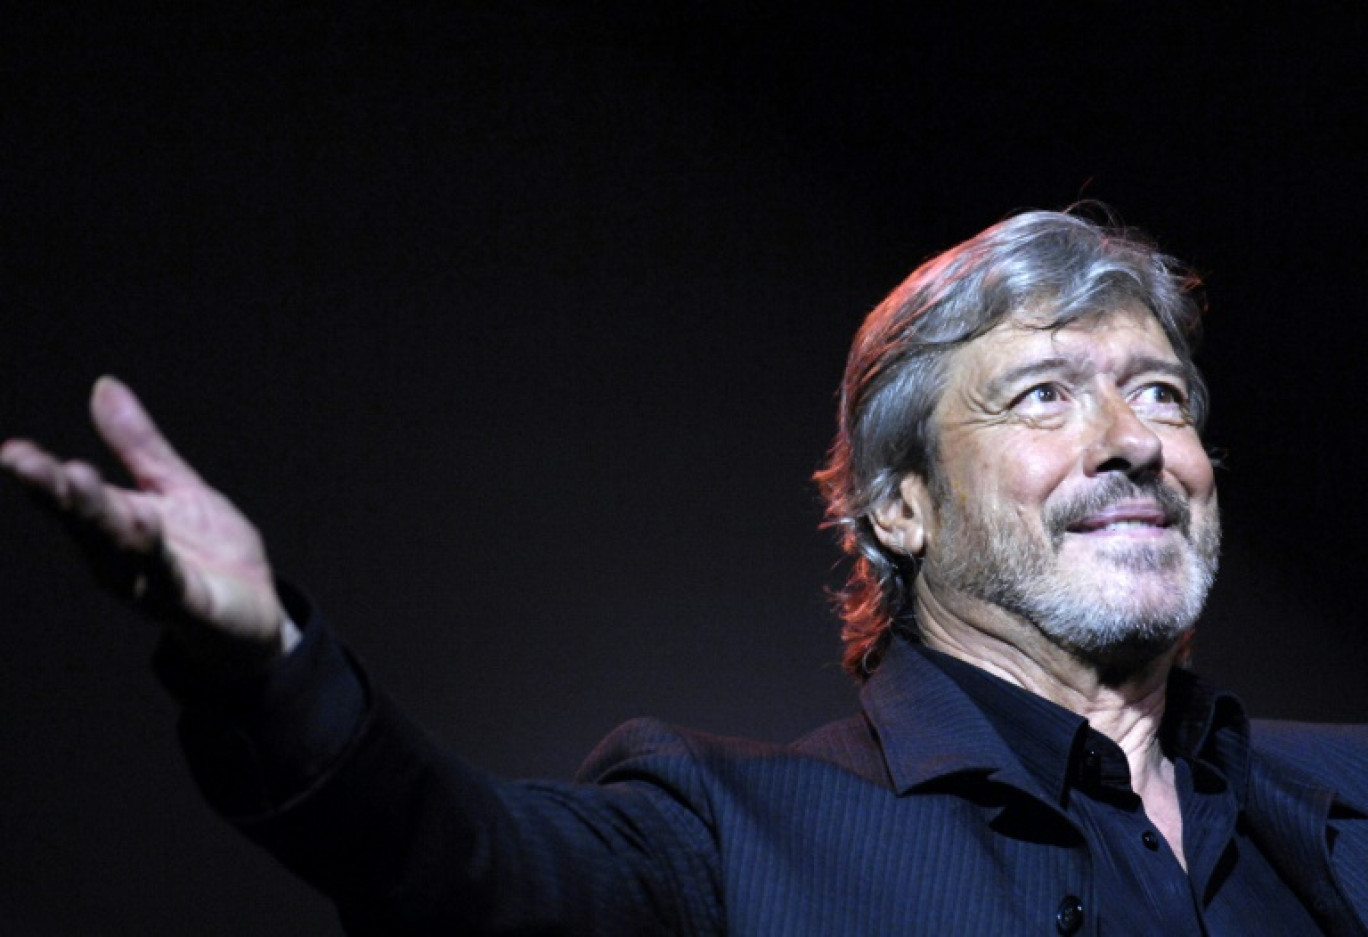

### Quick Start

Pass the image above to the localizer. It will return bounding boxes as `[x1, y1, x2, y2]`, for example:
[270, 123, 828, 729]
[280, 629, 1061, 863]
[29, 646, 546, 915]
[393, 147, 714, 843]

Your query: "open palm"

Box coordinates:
[2, 377, 289, 670]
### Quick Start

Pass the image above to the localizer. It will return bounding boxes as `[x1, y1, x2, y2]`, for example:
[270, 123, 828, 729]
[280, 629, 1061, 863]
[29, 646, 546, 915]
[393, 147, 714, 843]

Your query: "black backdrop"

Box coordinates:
[3, 5, 1366, 933]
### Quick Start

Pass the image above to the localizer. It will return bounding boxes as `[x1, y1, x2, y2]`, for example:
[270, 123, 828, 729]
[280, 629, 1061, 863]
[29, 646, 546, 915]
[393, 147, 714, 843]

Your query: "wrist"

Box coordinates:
[154, 580, 319, 709]
[279, 615, 303, 656]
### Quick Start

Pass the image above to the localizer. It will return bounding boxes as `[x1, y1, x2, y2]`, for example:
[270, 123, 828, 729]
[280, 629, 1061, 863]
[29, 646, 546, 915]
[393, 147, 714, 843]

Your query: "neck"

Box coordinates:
[912, 577, 1180, 783]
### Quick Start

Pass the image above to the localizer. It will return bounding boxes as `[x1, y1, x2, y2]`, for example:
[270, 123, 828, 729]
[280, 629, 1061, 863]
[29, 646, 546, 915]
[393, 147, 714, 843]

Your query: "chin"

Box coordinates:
[1050, 616, 1194, 683]
[1024, 576, 1205, 682]
[1016, 553, 1211, 659]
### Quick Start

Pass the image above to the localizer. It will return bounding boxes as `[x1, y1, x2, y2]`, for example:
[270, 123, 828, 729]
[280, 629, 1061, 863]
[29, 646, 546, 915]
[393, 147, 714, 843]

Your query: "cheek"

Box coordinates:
[954, 439, 1071, 519]
[1164, 433, 1216, 499]
[995, 438, 1076, 505]
[936, 424, 1078, 518]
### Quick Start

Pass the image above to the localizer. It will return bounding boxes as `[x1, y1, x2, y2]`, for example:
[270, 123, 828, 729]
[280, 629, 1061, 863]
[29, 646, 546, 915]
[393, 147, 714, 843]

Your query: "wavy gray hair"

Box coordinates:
[814, 208, 1209, 680]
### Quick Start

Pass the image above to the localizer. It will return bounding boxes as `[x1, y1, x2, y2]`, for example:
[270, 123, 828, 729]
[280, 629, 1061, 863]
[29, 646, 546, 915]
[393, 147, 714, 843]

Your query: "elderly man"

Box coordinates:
[4, 211, 1366, 935]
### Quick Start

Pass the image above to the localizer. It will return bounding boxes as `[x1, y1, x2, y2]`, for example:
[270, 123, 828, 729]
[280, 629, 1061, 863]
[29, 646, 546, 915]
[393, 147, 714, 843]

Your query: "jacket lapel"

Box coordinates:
[1245, 755, 1368, 937]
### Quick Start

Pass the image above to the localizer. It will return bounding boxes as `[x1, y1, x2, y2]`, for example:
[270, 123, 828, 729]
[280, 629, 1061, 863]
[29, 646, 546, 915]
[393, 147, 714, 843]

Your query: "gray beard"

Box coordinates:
[924, 473, 1221, 674]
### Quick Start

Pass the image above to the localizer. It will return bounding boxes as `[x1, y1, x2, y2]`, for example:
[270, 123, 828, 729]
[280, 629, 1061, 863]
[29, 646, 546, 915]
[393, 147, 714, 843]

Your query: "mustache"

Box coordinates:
[1044, 474, 1191, 544]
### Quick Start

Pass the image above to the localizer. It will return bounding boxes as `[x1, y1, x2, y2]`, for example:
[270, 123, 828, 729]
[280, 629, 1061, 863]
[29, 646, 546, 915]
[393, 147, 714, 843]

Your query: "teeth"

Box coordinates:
[1101, 520, 1152, 531]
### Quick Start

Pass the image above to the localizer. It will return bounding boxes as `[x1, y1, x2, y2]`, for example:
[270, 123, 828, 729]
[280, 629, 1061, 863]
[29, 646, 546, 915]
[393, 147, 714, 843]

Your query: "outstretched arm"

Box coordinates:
[3, 377, 723, 933]
[1, 376, 298, 678]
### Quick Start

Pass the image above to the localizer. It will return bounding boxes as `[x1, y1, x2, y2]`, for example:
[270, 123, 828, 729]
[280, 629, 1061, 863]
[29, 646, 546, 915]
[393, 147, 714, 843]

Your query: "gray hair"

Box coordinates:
[814, 208, 1209, 680]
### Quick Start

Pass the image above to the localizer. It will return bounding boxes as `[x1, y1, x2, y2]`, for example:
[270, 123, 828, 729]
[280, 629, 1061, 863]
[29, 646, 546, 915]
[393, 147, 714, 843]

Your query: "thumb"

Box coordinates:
[90, 377, 201, 492]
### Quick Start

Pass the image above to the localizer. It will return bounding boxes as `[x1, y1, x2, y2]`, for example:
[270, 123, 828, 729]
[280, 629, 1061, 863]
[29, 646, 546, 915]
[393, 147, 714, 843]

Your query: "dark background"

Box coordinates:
[2, 4, 1365, 933]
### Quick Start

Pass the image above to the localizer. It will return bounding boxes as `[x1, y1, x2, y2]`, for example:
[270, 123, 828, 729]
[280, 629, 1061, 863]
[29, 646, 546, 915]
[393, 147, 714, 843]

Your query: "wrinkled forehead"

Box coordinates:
[943, 304, 1181, 393]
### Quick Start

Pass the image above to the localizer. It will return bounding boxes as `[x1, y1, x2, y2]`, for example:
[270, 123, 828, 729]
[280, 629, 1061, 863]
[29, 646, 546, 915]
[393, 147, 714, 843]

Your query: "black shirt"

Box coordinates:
[918, 646, 1324, 935]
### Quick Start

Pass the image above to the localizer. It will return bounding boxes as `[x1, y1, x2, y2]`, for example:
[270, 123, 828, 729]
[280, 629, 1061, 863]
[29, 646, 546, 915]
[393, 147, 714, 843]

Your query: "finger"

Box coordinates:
[89, 376, 201, 492]
[3, 441, 162, 550]
[0, 438, 77, 507]
[54, 461, 180, 608]
[3, 443, 162, 598]
[4, 435, 186, 613]
[64, 460, 163, 555]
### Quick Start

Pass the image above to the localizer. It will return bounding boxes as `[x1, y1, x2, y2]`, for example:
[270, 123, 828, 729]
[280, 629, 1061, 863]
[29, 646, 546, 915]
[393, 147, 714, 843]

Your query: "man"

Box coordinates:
[4, 210, 1366, 934]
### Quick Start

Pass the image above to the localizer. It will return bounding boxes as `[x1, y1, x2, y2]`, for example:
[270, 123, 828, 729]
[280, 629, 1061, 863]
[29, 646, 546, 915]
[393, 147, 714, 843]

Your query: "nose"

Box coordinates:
[1085, 388, 1163, 478]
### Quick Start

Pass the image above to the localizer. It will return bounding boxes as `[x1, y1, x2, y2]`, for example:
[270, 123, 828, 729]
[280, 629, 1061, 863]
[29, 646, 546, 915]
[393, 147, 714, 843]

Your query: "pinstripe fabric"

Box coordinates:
[578, 645, 1368, 935]
[200, 629, 1368, 935]
[1245, 722, 1368, 937]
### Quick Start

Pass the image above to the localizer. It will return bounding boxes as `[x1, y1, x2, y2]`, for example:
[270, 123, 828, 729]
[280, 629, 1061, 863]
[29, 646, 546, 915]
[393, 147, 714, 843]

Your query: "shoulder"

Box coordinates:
[1250, 719, 1368, 800]
[576, 717, 779, 779]
[575, 713, 890, 791]
[1251, 719, 1368, 758]
[789, 714, 891, 786]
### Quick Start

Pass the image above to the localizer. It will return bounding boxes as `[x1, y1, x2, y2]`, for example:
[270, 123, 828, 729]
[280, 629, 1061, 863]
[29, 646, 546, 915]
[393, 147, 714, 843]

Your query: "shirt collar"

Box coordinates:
[859, 638, 1060, 802]
[1162, 665, 1253, 805]
[861, 637, 1254, 807]
[910, 643, 1088, 804]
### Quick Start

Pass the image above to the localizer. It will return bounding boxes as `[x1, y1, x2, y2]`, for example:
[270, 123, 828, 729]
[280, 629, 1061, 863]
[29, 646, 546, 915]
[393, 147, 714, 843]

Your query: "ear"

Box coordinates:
[870, 473, 934, 557]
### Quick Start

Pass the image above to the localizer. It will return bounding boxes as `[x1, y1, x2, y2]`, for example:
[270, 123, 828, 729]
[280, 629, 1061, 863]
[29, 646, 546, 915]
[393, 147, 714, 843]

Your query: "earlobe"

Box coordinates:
[871, 474, 932, 556]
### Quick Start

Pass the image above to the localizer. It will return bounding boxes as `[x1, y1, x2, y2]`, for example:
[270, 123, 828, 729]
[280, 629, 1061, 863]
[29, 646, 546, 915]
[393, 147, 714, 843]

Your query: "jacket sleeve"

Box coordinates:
[158, 588, 724, 935]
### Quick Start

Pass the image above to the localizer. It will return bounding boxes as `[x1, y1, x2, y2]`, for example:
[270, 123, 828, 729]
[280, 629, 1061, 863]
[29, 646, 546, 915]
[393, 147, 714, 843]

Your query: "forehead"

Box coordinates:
[945, 305, 1180, 390]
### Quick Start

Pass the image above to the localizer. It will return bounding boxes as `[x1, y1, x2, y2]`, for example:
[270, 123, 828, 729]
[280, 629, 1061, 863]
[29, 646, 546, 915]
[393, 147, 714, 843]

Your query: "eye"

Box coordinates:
[1011, 383, 1069, 415]
[1134, 382, 1186, 406]
[1131, 382, 1191, 420]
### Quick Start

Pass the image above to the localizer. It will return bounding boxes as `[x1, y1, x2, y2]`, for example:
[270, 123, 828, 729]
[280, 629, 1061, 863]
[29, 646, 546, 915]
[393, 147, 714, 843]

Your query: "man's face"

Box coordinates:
[915, 305, 1220, 666]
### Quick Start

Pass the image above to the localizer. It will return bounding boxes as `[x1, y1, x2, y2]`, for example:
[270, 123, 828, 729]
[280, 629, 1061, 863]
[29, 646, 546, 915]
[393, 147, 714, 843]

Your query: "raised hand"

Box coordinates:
[1, 377, 295, 675]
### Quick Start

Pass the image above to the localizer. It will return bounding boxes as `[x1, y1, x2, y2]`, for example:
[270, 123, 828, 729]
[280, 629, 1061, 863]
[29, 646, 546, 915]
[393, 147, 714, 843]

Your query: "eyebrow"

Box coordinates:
[983, 354, 1189, 400]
